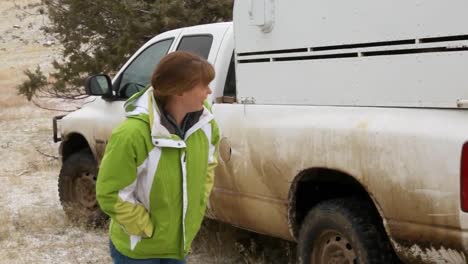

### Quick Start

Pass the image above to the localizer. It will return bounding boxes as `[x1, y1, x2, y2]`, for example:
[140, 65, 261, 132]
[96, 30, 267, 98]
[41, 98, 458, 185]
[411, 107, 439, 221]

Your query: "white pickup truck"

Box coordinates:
[54, 1, 468, 263]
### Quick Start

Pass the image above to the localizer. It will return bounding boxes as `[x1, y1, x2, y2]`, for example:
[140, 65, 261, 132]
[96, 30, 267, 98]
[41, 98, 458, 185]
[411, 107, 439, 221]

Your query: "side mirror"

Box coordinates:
[85, 74, 113, 98]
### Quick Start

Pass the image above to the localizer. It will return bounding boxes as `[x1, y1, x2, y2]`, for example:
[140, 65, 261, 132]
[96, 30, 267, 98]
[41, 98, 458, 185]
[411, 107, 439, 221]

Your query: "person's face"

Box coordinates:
[180, 82, 212, 112]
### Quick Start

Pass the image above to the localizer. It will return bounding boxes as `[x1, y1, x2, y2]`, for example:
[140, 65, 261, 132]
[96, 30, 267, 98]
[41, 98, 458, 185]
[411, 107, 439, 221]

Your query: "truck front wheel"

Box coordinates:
[58, 151, 107, 227]
[298, 198, 399, 264]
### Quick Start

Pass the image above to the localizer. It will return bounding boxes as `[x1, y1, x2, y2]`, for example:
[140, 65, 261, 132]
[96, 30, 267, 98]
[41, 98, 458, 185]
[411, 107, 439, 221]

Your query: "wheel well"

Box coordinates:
[288, 168, 382, 239]
[60, 133, 92, 162]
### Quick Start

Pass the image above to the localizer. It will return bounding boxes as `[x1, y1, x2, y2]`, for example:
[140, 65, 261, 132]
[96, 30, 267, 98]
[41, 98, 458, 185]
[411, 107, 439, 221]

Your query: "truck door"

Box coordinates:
[209, 53, 249, 227]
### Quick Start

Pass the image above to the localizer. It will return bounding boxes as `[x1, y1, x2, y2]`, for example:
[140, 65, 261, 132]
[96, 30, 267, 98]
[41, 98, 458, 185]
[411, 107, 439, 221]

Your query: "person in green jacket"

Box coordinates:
[96, 51, 220, 264]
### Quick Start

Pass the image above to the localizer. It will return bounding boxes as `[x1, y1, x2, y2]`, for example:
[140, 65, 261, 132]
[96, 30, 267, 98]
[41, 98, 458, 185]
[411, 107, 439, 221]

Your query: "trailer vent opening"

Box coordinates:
[461, 142, 468, 212]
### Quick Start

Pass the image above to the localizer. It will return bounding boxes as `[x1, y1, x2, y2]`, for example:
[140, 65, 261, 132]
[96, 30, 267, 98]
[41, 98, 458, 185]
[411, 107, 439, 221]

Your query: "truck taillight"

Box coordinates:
[461, 143, 468, 212]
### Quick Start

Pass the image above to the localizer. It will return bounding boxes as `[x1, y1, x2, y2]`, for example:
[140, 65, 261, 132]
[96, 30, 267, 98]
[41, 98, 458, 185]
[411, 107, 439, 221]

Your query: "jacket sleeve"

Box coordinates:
[96, 123, 154, 238]
[204, 119, 221, 201]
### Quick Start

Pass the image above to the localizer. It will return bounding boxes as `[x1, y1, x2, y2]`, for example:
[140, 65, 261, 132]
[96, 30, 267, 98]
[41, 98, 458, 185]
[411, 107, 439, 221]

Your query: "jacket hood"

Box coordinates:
[124, 86, 152, 120]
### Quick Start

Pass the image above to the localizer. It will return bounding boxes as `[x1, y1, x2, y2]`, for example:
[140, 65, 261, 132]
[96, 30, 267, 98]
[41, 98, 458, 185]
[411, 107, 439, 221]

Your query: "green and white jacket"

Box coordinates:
[96, 87, 220, 260]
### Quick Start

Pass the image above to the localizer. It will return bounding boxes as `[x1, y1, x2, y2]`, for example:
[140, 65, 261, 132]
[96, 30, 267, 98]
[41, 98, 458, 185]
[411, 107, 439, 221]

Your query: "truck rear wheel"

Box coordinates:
[58, 151, 107, 227]
[298, 198, 399, 264]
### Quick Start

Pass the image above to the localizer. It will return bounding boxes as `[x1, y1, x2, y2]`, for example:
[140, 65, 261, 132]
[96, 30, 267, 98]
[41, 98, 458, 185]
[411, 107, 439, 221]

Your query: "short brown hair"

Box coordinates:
[151, 51, 215, 102]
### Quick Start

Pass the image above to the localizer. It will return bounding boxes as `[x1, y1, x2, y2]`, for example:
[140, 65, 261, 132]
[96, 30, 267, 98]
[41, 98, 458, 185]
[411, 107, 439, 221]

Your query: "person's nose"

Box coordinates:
[207, 87, 212, 95]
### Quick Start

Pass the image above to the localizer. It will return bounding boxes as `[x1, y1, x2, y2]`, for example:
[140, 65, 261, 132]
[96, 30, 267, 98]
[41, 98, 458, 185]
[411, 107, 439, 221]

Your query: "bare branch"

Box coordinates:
[31, 99, 76, 112]
[16, 169, 31, 176]
[135, 9, 152, 14]
[36, 87, 89, 101]
[34, 146, 59, 160]
[20, 10, 43, 16]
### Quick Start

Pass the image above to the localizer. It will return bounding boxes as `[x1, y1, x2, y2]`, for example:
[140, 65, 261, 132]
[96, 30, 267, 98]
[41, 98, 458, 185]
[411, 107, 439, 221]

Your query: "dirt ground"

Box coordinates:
[0, 1, 111, 263]
[0, 1, 295, 263]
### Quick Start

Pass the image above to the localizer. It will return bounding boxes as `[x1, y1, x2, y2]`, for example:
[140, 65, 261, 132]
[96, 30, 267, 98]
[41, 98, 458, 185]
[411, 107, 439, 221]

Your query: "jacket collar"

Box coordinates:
[125, 87, 214, 148]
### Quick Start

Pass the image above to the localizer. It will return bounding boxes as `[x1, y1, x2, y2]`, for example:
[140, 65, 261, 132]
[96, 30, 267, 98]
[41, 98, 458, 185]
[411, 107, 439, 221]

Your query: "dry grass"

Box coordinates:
[0, 95, 29, 109]
[0, 68, 30, 109]
[191, 219, 297, 264]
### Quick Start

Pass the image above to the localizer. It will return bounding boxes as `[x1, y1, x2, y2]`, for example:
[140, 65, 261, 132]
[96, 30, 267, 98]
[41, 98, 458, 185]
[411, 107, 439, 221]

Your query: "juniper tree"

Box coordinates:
[17, 0, 233, 103]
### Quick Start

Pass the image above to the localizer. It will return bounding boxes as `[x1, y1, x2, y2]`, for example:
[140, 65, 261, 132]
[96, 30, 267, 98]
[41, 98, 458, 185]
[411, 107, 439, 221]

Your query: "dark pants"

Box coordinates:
[109, 241, 186, 264]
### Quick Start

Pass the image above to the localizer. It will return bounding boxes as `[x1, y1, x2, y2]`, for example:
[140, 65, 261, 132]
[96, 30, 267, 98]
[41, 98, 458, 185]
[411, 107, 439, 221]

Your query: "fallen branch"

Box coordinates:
[16, 169, 31, 176]
[35, 146, 59, 160]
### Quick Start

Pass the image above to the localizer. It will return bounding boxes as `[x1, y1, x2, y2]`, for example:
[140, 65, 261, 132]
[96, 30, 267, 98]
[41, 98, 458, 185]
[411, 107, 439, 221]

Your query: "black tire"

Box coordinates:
[298, 198, 400, 264]
[58, 151, 107, 227]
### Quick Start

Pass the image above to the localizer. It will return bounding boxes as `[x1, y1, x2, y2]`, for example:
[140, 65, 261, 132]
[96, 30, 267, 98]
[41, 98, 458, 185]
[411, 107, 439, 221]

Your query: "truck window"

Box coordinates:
[118, 38, 174, 98]
[223, 52, 236, 97]
[176, 35, 213, 59]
